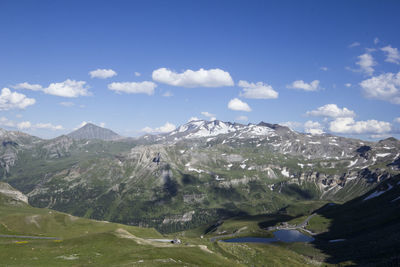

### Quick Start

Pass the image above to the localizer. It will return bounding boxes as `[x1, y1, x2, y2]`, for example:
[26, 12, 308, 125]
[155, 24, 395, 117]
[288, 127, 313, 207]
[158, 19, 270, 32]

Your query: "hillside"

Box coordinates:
[0, 186, 315, 266]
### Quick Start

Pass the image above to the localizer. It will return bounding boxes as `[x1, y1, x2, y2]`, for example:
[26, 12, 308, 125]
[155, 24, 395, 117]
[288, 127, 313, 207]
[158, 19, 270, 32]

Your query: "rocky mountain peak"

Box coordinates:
[67, 123, 121, 141]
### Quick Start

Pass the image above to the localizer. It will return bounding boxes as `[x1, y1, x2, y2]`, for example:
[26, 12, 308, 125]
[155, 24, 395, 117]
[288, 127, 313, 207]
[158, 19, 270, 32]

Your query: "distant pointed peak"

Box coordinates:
[68, 123, 121, 141]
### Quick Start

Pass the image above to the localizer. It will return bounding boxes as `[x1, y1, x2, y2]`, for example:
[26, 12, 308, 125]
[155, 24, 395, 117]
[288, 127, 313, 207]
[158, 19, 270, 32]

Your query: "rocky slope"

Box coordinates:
[67, 123, 122, 140]
[0, 120, 398, 232]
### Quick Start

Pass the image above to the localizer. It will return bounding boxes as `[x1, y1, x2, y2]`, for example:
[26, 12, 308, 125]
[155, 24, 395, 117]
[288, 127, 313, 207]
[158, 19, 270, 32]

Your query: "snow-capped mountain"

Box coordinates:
[167, 120, 277, 139]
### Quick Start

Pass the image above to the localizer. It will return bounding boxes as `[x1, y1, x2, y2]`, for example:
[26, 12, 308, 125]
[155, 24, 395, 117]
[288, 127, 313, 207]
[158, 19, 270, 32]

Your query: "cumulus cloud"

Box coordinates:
[134, 72, 141, 77]
[17, 121, 31, 130]
[329, 117, 391, 134]
[188, 117, 200, 122]
[12, 82, 42, 91]
[320, 67, 328, 71]
[0, 117, 16, 127]
[370, 134, 391, 139]
[34, 123, 64, 130]
[356, 53, 376, 75]
[75, 121, 89, 130]
[280, 121, 303, 131]
[228, 98, 251, 112]
[238, 80, 278, 99]
[235, 115, 248, 122]
[152, 68, 234, 88]
[395, 117, 400, 123]
[44, 79, 90, 98]
[108, 81, 157, 95]
[141, 122, 176, 133]
[381, 45, 400, 64]
[16, 121, 63, 131]
[345, 83, 352, 87]
[287, 80, 320, 91]
[374, 37, 380, 45]
[304, 120, 324, 135]
[89, 69, 117, 79]
[0, 88, 36, 110]
[11, 80, 90, 98]
[360, 72, 400, 104]
[349, 42, 360, 48]
[201, 111, 215, 118]
[306, 104, 356, 118]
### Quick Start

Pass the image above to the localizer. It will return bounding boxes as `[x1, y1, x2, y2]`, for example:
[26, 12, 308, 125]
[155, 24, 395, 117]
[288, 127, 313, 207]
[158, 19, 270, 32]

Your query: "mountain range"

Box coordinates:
[0, 120, 399, 233]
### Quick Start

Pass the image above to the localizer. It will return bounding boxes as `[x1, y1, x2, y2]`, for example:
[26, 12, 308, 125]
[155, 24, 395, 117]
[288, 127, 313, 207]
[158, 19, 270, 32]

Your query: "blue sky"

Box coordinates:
[0, 0, 399, 139]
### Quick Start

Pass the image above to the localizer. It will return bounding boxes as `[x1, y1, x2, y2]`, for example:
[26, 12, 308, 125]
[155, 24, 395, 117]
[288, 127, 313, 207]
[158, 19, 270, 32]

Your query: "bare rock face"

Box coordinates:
[67, 123, 121, 141]
[0, 182, 28, 204]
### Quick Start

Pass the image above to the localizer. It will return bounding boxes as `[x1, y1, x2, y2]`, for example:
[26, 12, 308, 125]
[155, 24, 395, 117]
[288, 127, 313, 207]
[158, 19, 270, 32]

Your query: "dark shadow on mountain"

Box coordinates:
[311, 175, 400, 266]
[281, 183, 314, 200]
[180, 172, 198, 185]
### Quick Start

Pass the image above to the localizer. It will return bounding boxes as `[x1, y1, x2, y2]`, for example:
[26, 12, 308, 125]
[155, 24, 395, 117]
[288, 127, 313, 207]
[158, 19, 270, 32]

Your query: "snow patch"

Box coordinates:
[348, 159, 358, 168]
[281, 168, 289, 177]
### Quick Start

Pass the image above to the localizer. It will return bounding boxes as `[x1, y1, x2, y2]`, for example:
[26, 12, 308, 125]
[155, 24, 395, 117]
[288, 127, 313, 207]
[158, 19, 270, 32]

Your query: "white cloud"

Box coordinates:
[349, 42, 360, 48]
[227, 98, 251, 112]
[75, 121, 88, 130]
[287, 80, 320, 91]
[74, 121, 105, 130]
[356, 53, 376, 75]
[201, 111, 215, 118]
[108, 81, 156, 95]
[188, 117, 200, 122]
[0, 117, 16, 127]
[12, 82, 42, 91]
[34, 123, 64, 130]
[0, 117, 62, 131]
[370, 134, 391, 139]
[238, 80, 278, 99]
[360, 72, 400, 104]
[141, 122, 176, 133]
[11, 80, 90, 98]
[89, 69, 117, 79]
[320, 67, 328, 71]
[374, 37, 380, 45]
[152, 68, 234, 88]
[59, 101, 75, 107]
[381, 45, 400, 64]
[0, 88, 36, 110]
[345, 83, 352, 87]
[17, 121, 31, 130]
[329, 117, 391, 134]
[304, 120, 324, 135]
[280, 121, 303, 131]
[16, 121, 63, 131]
[235, 115, 248, 122]
[395, 117, 400, 123]
[44, 79, 90, 98]
[306, 104, 356, 118]
[134, 72, 141, 77]
[162, 91, 173, 97]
